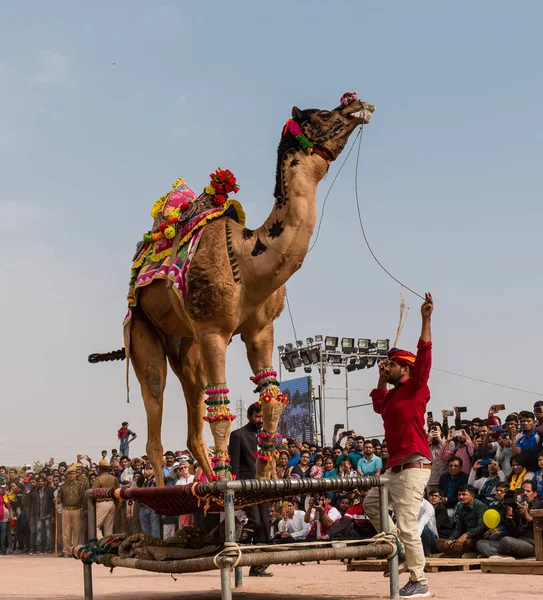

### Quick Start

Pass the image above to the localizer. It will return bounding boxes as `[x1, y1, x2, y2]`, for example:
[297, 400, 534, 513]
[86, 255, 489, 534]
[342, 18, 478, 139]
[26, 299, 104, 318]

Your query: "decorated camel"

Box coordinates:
[90, 93, 374, 484]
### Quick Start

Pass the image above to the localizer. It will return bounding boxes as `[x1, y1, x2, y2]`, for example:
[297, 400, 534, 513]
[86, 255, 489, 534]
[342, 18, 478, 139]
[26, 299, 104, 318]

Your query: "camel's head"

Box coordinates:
[291, 94, 375, 161]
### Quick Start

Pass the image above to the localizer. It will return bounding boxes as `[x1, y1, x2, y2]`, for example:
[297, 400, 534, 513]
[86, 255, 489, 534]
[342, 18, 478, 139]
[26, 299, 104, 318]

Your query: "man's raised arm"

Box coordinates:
[420, 292, 433, 343]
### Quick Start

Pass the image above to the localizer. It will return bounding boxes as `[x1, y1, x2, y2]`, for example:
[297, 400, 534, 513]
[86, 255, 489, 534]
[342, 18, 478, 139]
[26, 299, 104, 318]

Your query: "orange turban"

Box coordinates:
[388, 347, 416, 368]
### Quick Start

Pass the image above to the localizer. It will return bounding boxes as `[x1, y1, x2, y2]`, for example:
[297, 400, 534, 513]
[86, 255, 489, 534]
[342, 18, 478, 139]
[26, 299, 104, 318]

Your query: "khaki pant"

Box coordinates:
[95, 501, 115, 539]
[363, 467, 430, 585]
[61, 509, 81, 556]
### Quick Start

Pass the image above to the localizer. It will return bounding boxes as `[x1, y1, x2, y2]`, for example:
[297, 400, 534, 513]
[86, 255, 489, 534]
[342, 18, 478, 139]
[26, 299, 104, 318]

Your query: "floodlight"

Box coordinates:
[366, 356, 377, 369]
[358, 338, 371, 350]
[285, 343, 294, 351]
[291, 353, 303, 368]
[281, 354, 295, 371]
[333, 367, 341, 375]
[341, 338, 355, 353]
[346, 357, 358, 373]
[278, 345, 285, 353]
[299, 349, 312, 366]
[306, 337, 314, 345]
[314, 335, 323, 343]
[304, 366, 312, 374]
[327, 353, 342, 364]
[296, 340, 304, 348]
[309, 347, 321, 364]
[376, 339, 389, 352]
[358, 357, 368, 369]
[325, 336, 338, 351]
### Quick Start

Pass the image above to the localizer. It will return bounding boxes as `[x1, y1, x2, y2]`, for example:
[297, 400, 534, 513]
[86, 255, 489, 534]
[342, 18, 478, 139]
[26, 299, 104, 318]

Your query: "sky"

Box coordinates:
[1, 1, 542, 466]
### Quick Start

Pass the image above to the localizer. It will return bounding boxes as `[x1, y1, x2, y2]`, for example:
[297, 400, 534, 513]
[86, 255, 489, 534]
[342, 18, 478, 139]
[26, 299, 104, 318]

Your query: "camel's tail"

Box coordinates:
[88, 348, 126, 363]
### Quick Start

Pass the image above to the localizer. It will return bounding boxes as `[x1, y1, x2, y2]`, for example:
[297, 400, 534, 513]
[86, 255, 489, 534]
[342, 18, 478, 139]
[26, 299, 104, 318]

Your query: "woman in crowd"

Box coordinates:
[507, 457, 534, 490]
[276, 451, 292, 479]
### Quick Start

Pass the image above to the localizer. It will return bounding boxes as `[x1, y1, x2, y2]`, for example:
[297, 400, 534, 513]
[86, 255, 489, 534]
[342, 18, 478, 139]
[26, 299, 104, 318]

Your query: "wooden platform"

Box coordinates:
[481, 558, 543, 575]
[346, 557, 481, 573]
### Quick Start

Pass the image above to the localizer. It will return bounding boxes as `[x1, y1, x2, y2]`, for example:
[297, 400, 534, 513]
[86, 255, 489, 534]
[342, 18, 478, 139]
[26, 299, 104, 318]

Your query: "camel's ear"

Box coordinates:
[292, 106, 302, 121]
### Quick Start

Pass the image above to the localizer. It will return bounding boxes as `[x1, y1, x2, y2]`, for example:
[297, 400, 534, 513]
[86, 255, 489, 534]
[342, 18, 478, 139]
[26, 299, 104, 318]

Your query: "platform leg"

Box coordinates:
[234, 566, 243, 588]
[379, 483, 399, 599]
[83, 563, 93, 600]
[83, 494, 97, 600]
[220, 490, 236, 600]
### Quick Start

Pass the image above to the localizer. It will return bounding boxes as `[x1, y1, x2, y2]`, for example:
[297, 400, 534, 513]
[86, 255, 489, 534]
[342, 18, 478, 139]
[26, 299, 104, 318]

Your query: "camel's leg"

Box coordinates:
[197, 330, 235, 480]
[167, 338, 214, 480]
[130, 311, 167, 486]
[241, 322, 284, 480]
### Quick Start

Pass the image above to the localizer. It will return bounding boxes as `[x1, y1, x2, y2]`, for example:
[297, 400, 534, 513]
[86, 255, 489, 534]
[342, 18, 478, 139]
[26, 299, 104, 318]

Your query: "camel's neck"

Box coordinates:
[249, 148, 328, 288]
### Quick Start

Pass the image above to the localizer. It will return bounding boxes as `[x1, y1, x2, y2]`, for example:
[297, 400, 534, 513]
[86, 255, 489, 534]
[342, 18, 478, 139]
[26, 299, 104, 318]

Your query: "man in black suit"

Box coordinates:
[229, 403, 272, 577]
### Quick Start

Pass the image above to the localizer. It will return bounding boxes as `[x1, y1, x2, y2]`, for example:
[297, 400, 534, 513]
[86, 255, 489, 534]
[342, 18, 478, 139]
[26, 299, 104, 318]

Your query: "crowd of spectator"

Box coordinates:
[1, 403, 542, 562]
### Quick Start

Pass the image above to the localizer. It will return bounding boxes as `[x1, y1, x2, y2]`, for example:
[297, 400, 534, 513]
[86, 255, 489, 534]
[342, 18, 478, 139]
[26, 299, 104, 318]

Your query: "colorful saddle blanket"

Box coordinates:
[127, 178, 245, 309]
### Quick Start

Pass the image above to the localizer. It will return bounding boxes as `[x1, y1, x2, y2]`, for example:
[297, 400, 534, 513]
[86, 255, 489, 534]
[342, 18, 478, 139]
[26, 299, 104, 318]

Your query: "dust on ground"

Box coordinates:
[0, 556, 539, 600]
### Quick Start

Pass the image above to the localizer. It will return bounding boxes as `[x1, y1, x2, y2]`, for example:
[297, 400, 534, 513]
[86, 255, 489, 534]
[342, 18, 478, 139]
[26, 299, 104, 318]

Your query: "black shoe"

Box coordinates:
[249, 566, 274, 577]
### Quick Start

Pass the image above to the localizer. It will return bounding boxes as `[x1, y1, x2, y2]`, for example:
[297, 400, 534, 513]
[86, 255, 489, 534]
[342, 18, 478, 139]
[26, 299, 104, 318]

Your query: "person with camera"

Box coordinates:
[477, 480, 543, 558]
[303, 494, 342, 538]
[427, 423, 447, 492]
[434, 484, 487, 557]
[362, 293, 434, 599]
[440, 426, 474, 474]
[468, 458, 505, 505]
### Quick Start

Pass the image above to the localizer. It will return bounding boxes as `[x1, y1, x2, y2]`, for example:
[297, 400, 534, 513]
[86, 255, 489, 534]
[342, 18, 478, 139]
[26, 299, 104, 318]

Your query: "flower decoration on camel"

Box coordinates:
[340, 91, 358, 106]
[204, 168, 240, 206]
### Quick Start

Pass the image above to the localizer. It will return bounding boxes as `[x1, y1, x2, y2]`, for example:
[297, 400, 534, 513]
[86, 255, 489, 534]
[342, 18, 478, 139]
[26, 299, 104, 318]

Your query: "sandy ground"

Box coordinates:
[0, 556, 540, 600]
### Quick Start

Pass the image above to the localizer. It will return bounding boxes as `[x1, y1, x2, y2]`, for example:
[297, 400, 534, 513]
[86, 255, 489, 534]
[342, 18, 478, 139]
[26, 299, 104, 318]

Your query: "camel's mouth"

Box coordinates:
[343, 100, 375, 124]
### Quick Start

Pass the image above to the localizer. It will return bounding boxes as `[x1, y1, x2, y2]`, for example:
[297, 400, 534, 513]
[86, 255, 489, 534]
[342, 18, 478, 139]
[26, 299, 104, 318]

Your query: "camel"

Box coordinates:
[92, 94, 374, 485]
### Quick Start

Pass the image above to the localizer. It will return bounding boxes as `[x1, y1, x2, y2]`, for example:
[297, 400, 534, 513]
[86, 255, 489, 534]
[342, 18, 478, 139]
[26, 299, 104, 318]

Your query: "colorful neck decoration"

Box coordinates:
[340, 90, 358, 106]
[251, 369, 288, 407]
[203, 384, 236, 422]
[283, 119, 314, 154]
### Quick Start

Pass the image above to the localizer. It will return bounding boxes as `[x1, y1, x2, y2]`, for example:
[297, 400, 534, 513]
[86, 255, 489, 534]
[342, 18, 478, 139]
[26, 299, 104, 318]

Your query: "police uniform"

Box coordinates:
[58, 468, 86, 557]
[92, 461, 119, 539]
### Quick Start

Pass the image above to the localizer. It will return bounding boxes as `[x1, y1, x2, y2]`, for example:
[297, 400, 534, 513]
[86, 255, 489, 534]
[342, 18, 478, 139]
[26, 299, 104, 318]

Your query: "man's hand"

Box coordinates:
[421, 292, 433, 319]
[506, 506, 514, 518]
[472, 459, 482, 471]
[281, 532, 292, 538]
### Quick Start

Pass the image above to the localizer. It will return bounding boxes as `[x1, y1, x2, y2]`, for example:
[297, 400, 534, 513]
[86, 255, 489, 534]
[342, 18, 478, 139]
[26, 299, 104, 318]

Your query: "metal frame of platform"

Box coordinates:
[81, 476, 399, 600]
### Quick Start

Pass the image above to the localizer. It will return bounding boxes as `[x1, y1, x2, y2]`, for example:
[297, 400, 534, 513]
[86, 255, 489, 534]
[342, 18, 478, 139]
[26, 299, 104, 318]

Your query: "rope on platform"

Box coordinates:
[213, 542, 243, 569]
[210, 531, 400, 566]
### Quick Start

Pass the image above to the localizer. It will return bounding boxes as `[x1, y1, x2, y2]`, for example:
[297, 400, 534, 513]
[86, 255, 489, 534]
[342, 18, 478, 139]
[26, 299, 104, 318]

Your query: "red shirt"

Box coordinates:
[370, 338, 432, 469]
[344, 503, 369, 523]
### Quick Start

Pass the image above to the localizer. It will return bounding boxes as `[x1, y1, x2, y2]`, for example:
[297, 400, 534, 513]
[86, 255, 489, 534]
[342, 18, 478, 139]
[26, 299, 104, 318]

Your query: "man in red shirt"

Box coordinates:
[363, 293, 433, 599]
